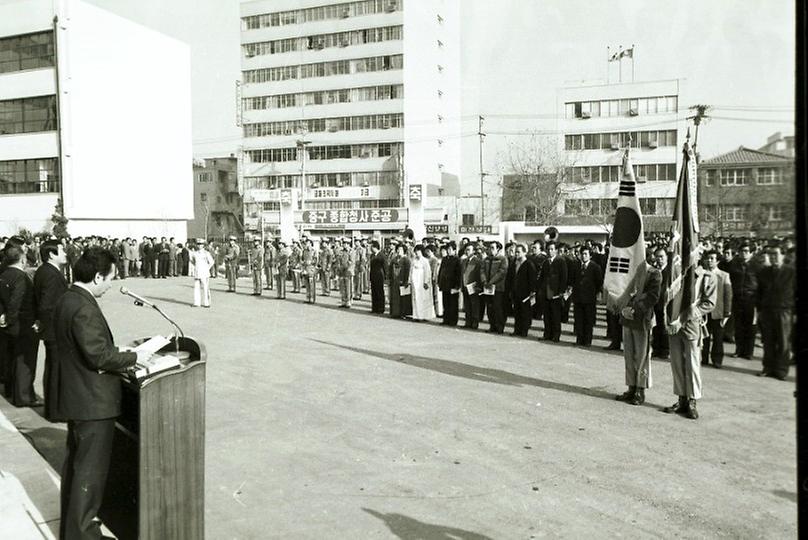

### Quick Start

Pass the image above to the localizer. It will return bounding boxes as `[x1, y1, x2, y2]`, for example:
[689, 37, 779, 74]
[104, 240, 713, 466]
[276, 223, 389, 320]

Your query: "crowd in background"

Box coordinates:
[0, 228, 796, 414]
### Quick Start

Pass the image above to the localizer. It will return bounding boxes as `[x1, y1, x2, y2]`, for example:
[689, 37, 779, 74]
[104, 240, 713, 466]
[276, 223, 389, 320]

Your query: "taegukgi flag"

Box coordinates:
[604, 148, 645, 309]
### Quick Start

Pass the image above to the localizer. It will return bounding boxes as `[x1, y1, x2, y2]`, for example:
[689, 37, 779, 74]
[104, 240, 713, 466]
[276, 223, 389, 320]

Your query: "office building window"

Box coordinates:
[246, 142, 401, 163]
[242, 0, 404, 30]
[243, 54, 402, 84]
[0, 95, 58, 135]
[719, 169, 747, 186]
[565, 130, 676, 150]
[721, 205, 747, 221]
[757, 167, 785, 185]
[0, 31, 54, 74]
[243, 25, 402, 58]
[566, 95, 678, 119]
[462, 214, 475, 226]
[704, 170, 716, 186]
[197, 172, 213, 183]
[0, 157, 59, 195]
[244, 113, 403, 138]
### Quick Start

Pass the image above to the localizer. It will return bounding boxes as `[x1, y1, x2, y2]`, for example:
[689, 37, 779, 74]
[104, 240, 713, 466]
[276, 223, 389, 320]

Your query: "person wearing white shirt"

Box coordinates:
[189, 239, 214, 308]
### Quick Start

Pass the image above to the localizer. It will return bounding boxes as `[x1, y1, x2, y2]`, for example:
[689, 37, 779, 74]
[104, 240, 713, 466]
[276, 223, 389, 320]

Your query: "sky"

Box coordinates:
[9, 0, 794, 193]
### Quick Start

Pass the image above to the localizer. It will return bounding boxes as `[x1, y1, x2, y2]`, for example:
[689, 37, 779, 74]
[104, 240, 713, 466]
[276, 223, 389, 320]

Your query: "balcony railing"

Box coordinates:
[0, 180, 60, 195]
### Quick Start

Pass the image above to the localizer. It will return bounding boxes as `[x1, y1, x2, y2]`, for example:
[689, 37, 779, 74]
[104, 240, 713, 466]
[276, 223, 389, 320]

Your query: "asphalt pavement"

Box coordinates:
[1, 274, 797, 539]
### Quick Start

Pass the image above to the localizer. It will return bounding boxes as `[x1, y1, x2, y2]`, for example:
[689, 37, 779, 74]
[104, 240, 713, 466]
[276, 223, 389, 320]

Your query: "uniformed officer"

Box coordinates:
[302, 239, 318, 303]
[337, 238, 355, 308]
[263, 240, 276, 291]
[290, 241, 302, 293]
[319, 240, 332, 296]
[352, 238, 365, 301]
[224, 236, 241, 292]
[249, 238, 264, 296]
[275, 241, 289, 299]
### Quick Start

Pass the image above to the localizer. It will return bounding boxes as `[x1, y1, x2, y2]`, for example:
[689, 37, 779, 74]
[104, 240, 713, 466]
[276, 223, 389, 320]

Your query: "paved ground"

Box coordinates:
[2, 275, 797, 539]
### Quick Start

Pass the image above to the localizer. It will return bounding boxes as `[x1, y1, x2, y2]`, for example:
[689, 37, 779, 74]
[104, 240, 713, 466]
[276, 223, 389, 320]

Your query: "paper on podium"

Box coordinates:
[135, 354, 181, 380]
[134, 335, 171, 355]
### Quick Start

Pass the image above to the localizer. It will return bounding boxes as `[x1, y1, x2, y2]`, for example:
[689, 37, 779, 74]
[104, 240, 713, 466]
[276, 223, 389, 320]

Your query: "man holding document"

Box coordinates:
[51, 247, 152, 540]
[509, 244, 538, 337]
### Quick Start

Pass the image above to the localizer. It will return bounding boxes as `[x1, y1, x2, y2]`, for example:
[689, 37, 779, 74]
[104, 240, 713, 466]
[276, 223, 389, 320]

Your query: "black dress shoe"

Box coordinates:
[684, 400, 699, 419]
[615, 387, 635, 402]
[756, 371, 770, 377]
[662, 397, 687, 414]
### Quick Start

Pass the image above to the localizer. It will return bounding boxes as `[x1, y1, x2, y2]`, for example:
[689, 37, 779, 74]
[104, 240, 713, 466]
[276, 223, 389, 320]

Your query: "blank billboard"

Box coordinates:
[57, 0, 193, 220]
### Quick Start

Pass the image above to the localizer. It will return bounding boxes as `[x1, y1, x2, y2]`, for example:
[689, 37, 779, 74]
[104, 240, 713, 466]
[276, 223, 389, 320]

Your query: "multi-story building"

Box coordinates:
[187, 157, 244, 240]
[558, 79, 687, 233]
[239, 0, 460, 241]
[757, 131, 794, 158]
[698, 145, 794, 237]
[0, 0, 193, 239]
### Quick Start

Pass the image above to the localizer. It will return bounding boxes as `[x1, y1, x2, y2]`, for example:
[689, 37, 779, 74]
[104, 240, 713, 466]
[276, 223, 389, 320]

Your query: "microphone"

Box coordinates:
[119, 287, 184, 354]
[120, 286, 154, 308]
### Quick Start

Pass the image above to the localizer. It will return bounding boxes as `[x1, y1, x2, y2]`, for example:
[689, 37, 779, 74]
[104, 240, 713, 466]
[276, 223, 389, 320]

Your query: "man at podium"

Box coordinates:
[52, 247, 151, 539]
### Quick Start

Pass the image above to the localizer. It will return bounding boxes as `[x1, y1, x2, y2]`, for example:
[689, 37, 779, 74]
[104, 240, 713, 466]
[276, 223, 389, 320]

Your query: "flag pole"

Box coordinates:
[618, 46, 622, 82]
[607, 46, 610, 84]
[631, 43, 635, 82]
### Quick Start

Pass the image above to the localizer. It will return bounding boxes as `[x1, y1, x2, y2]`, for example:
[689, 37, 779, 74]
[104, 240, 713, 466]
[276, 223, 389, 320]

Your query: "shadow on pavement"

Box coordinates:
[18, 426, 67, 474]
[362, 508, 494, 540]
[313, 339, 624, 403]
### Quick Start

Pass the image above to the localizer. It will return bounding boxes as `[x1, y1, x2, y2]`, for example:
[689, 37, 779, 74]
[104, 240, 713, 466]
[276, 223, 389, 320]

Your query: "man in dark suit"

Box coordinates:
[540, 241, 568, 342]
[52, 247, 150, 539]
[527, 240, 546, 322]
[437, 242, 462, 326]
[728, 242, 758, 359]
[571, 246, 603, 346]
[461, 243, 481, 329]
[651, 247, 671, 359]
[0, 243, 40, 406]
[755, 244, 794, 380]
[509, 244, 538, 336]
[481, 241, 508, 334]
[33, 239, 69, 420]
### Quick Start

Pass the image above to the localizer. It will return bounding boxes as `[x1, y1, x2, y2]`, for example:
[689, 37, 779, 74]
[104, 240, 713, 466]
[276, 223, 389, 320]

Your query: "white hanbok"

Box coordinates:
[410, 257, 436, 321]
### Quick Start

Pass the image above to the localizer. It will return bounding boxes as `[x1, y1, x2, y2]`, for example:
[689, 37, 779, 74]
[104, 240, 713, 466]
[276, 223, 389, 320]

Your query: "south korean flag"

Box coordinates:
[604, 148, 646, 309]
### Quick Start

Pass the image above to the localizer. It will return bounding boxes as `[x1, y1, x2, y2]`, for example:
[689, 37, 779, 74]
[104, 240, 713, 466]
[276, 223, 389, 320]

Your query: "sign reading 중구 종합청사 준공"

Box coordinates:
[302, 209, 400, 225]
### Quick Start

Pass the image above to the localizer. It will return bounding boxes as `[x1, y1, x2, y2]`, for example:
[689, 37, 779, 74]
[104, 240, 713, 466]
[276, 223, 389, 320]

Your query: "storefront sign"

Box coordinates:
[302, 208, 401, 225]
[426, 224, 449, 235]
[458, 225, 493, 234]
[280, 189, 293, 206]
[309, 186, 380, 200]
[408, 184, 422, 201]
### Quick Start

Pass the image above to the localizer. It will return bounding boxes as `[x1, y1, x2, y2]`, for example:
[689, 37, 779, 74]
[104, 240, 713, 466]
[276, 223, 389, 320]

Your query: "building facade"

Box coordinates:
[0, 0, 193, 239]
[187, 157, 244, 240]
[239, 0, 460, 241]
[557, 79, 687, 233]
[698, 145, 794, 237]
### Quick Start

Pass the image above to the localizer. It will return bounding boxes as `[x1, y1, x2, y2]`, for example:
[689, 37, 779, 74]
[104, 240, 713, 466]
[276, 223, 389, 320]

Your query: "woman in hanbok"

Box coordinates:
[410, 245, 435, 321]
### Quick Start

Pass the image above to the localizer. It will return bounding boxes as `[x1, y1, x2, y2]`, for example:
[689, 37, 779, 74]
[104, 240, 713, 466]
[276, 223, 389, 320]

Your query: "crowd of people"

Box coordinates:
[0, 229, 795, 416]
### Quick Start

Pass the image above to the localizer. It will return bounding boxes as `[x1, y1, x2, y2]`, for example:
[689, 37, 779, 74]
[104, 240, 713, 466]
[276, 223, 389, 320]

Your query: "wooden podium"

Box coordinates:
[99, 336, 206, 540]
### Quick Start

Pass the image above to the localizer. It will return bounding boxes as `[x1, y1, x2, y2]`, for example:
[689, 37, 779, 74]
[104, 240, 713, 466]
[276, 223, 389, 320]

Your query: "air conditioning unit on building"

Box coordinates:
[629, 108, 639, 116]
[386, 1, 398, 12]
[649, 140, 658, 148]
[339, 40, 349, 47]
[610, 142, 620, 150]
[341, 9, 350, 18]
[327, 125, 339, 132]
[636, 175, 647, 183]
[581, 112, 591, 119]
[362, 181, 370, 187]
[381, 121, 390, 129]
[310, 182, 319, 188]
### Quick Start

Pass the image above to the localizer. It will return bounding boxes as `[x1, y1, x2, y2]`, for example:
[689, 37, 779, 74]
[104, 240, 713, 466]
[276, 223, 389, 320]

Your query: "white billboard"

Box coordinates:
[56, 0, 193, 221]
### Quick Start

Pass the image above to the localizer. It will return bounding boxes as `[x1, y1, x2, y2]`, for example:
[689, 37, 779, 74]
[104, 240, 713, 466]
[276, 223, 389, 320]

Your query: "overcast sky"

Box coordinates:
[16, 0, 794, 191]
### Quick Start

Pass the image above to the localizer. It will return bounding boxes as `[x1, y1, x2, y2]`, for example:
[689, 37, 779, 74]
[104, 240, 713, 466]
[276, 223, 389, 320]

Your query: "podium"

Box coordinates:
[99, 336, 206, 540]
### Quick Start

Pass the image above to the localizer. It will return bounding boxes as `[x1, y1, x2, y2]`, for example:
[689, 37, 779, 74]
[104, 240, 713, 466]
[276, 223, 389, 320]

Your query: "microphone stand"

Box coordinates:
[132, 300, 184, 356]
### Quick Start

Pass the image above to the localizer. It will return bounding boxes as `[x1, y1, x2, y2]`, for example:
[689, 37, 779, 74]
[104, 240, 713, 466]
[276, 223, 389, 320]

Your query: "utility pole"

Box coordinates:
[689, 104, 710, 163]
[478, 115, 486, 227]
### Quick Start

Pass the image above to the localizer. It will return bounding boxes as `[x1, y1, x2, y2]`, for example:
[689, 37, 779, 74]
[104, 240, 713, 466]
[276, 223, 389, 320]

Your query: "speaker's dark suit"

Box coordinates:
[509, 258, 538, 336]
[52, 285, 137, 540]
[571, 261, 603, 346]
[33, 262, 68, 419]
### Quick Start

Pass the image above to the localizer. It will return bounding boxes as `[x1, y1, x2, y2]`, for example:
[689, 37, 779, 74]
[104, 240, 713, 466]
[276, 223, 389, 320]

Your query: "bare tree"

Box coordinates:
[498, 132, 581, 225]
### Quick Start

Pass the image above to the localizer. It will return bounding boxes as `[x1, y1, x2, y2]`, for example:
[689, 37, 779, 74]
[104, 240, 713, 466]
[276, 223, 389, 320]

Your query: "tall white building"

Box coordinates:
[239, 0, 460, 240]
[0, 0, 193, 239]
[559, 79, 687, 232]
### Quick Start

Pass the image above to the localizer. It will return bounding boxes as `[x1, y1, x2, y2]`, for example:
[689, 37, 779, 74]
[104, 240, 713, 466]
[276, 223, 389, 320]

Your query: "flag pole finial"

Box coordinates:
[685, 126, 691, 142]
